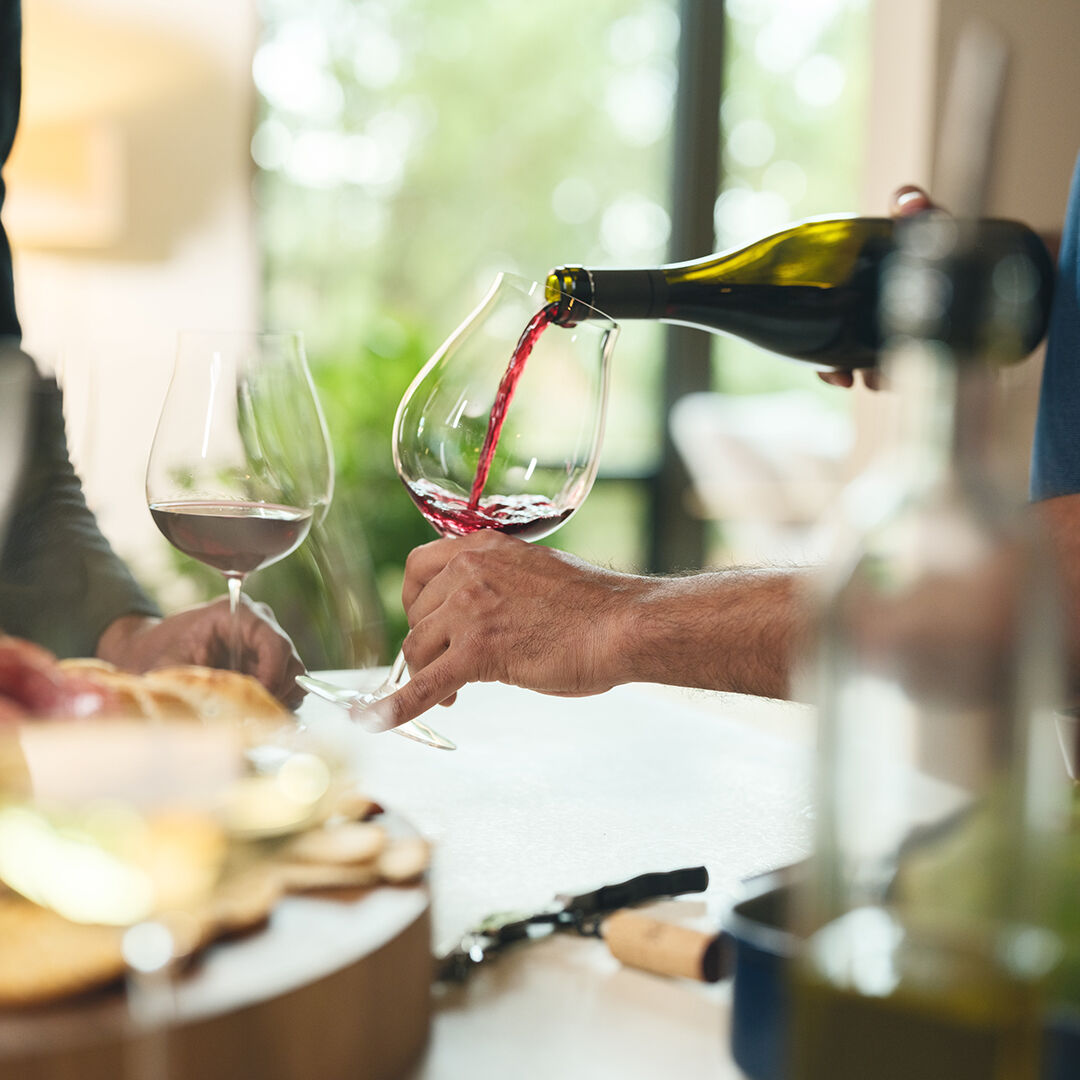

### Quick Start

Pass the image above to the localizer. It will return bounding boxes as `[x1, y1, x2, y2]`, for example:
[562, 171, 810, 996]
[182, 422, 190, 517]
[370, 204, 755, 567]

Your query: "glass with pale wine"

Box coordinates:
[146, 331, 333, 672]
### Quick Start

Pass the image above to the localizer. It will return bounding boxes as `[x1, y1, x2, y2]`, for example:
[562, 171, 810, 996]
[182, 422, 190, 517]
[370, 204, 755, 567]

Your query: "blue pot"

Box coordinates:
[721, 871, 799, 1080]
[719, 874, 1080, 1080]
[1043, 1006, 1080, 1080]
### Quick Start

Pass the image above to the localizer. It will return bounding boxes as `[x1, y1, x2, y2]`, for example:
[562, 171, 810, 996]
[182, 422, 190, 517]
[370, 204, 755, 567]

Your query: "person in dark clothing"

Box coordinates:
[0, 0, 303, 704]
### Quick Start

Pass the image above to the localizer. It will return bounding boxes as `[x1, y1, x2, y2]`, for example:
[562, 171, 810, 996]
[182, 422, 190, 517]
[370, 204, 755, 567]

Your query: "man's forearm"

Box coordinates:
[384, 533, 815, 726]
[614, 568, 812, 699]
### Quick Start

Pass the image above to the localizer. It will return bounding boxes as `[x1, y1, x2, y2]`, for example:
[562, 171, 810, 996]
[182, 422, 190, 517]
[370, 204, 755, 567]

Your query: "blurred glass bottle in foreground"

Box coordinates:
[790, 207, 1073, 1080]
[1043, 766, 1080, 1080]
[545, 214, 1052, 370]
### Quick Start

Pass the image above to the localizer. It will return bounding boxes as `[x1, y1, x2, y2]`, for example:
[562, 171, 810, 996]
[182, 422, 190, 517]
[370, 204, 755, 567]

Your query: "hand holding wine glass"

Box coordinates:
[816, 184, 935, 391]
[146, 332, 333, 683]
[360, 272, 618, 734]
[97, 598, 306, 707]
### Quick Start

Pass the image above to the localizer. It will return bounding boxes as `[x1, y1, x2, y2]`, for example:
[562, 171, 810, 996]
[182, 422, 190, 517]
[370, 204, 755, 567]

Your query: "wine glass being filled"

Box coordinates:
[295, 275, 616, 749]
[382, 271, 618, 699]
[146, 331, 333, 672]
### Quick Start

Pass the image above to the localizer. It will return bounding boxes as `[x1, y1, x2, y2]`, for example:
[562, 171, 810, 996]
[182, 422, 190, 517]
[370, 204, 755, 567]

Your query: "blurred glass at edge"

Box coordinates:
[792, 214, 1074, 1080]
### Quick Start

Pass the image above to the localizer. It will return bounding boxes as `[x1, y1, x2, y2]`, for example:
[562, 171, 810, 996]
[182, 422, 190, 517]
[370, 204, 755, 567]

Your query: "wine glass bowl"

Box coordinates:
[393, 272, 618, 542]
[333, 273, 618, 743]
[146, 331, 333, 669]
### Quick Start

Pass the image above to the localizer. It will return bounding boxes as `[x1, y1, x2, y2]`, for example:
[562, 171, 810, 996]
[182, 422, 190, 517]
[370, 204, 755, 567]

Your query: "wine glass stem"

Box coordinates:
[365, 646, 409, 700]
[385, 646, 409, 691]
[226, 573, 244, 671]
[124, 921, 178, 1080]
[126, 971, 173, 1080]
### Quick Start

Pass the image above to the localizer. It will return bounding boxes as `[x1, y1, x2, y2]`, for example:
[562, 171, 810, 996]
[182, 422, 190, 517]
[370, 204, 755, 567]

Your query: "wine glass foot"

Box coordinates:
[296, 674, 456, 751]
[351, 690, 457, 751]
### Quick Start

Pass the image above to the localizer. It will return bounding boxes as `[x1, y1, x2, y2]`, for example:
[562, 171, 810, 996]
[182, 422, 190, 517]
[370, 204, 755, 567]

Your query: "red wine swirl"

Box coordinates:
[407, 479, 571, 541]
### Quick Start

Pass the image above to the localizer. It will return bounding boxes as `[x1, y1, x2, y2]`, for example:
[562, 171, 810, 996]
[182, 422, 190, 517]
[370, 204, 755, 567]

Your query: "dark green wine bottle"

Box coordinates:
[545, 214, 1054, 369]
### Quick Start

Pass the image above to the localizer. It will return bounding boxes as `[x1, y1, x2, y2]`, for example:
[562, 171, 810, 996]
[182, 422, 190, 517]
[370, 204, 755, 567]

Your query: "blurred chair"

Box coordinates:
[670, 390, 853, 566]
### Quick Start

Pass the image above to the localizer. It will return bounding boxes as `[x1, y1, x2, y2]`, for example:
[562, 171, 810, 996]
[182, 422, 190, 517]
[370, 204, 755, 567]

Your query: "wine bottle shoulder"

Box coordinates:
[544, 213, 1052, 369]
[660, 215, 894, 288]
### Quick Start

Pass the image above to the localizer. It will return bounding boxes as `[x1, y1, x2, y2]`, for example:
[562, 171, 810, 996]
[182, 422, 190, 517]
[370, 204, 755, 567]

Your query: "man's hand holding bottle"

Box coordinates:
[817, 184, 934, 391]
[366, 185, 954, 733]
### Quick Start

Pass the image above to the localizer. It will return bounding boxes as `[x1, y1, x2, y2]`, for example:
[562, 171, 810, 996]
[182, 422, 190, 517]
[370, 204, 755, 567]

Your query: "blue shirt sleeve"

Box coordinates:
[1031, 152, 1080, 501]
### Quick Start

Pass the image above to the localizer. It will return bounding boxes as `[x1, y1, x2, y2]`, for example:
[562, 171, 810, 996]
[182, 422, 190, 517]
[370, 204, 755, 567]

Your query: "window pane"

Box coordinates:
[255, 0, 678, 644]
[715, 0, 872, 398]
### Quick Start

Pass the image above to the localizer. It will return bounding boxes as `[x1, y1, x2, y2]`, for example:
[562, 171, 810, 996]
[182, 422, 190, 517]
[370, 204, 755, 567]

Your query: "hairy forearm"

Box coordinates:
[610, 568, 812, 699]
[387, 534, 816, 726]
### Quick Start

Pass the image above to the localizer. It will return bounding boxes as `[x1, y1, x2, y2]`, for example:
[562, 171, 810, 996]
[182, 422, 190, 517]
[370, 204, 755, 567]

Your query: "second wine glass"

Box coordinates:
[146, 331, 333, 672]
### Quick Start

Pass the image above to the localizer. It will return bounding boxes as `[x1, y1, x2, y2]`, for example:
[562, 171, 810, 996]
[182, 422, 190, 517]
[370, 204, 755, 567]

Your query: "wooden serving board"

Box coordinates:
[0, 821, 432, 1080]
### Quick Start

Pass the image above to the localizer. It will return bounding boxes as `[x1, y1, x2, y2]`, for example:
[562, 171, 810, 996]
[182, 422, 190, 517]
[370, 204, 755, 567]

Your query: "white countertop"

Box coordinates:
[300, 676, 815, 1080]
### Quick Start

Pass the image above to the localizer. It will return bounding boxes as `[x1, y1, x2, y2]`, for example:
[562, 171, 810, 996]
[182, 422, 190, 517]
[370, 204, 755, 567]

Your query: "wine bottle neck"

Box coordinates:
[547, 266, 669, 323]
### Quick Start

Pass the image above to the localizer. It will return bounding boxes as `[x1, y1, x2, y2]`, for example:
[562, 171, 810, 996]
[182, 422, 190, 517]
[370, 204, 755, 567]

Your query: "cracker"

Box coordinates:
[276, 861, 380, 893]
[376, 836, 431, 884]
[285, 822, 386, 866]
[203, 864, 284, 938]
[0, 898, 125, 1007]
[330, 790, 383, 822]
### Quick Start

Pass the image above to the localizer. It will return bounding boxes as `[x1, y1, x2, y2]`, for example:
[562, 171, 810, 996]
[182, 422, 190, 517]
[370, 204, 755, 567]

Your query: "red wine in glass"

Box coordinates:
[150, 500, 313, 575]
[409, 301, 569, 541]
[407, 479, 573, 540]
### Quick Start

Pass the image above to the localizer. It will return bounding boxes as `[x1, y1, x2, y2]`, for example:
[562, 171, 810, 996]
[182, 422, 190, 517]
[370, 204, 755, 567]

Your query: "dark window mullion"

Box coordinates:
[648, 0, 724, 572]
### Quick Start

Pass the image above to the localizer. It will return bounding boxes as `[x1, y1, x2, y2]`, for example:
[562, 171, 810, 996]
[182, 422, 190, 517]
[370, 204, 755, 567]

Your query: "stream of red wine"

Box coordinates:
[467, 301, 559, 509]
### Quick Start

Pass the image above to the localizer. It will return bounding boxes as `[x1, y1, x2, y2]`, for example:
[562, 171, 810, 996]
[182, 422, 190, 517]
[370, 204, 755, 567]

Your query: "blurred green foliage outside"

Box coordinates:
[170, 0, 870, 669]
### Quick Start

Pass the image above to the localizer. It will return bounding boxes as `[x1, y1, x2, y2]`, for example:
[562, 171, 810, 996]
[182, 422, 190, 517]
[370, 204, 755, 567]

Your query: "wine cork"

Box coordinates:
[601, 910, 722, 983]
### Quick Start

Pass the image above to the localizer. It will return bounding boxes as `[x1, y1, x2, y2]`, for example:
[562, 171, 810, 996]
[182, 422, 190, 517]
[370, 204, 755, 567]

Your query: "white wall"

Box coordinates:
[860, 0, 1080, 234]
[10, 0, 259, 603]
[851, 0, 1080, 495]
